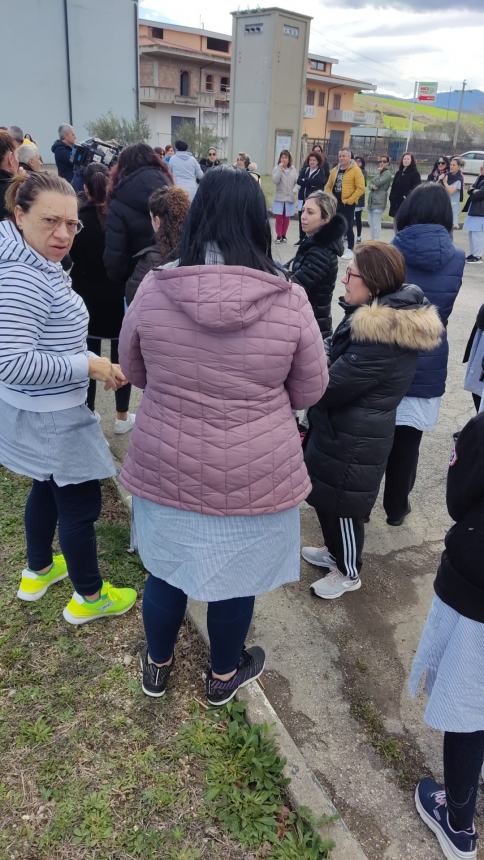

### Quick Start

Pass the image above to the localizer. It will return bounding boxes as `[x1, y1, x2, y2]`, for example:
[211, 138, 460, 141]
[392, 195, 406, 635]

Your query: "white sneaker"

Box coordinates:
[311, 570, 361, 600]
[341, 249, 353, 261]
[114, 413, 136, 435]
[301, 546, 337, 569]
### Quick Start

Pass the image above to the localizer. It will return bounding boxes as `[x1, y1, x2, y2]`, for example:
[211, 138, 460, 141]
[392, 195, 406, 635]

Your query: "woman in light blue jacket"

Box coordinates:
[169, 139, 203, 201]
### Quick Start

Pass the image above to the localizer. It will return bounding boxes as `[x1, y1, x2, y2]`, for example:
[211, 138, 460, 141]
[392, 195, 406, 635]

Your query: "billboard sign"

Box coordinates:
[417, 82, 438, 102]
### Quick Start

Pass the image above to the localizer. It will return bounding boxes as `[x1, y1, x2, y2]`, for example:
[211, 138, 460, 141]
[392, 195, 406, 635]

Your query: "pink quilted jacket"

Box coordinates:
[119, 264, 328, 515]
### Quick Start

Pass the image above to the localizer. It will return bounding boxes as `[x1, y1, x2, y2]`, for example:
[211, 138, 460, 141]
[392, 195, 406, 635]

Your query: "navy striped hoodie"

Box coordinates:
[0, 220, 89, 411]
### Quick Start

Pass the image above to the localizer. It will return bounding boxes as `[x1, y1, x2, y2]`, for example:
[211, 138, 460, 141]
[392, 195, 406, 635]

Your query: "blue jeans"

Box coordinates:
[24, 478, 103, 595]
[367, 208, 384, 240]
[142, 573, 255, 674]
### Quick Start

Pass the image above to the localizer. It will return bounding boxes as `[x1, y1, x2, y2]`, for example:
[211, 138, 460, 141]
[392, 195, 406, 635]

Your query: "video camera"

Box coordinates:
[71, 137, 122, 170]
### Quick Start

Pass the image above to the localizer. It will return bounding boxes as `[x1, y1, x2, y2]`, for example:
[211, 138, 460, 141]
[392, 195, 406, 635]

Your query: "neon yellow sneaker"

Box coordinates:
[62, 581, 137, 625]
[17, 554, 68, 602]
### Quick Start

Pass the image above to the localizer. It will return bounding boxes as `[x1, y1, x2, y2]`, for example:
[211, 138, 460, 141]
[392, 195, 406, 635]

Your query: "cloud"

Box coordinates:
[356, 12, 484, 36]
[342, 0, 483, 9]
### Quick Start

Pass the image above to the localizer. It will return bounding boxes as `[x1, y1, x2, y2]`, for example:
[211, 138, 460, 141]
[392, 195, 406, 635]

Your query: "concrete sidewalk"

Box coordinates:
[96, 222, 483, 859]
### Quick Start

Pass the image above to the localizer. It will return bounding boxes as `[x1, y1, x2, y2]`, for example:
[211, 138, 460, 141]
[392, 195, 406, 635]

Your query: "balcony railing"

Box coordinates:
[327, 109, 374, 124]
[140, 87, 217, 107]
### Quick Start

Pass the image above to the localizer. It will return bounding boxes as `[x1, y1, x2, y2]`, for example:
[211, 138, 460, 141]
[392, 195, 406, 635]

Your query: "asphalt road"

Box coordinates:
[97, 221, 483, 859]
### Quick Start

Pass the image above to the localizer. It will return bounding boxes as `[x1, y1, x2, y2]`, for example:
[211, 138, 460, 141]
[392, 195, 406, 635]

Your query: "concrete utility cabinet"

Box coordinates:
[229, 7, 311, 175]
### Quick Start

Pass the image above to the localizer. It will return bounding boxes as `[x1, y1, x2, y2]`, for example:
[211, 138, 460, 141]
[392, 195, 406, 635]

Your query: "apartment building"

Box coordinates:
[139, 21, 231, 156]
[304, 54, 375, 153]
[139, 18, 375, 159]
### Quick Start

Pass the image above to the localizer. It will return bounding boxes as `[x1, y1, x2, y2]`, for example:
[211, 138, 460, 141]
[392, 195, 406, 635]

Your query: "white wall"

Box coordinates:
[0, 0, 138, 162]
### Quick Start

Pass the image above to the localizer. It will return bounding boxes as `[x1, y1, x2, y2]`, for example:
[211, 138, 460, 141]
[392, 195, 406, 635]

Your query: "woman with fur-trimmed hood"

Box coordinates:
[302, 241, 443, 601]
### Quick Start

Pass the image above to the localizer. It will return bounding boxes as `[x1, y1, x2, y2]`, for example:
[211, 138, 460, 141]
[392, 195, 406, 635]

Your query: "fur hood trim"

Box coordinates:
[350, 301, 443, 352]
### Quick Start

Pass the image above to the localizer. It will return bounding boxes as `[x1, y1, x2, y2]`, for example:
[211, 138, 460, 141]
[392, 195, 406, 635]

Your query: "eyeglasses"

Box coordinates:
[208, 152, 216, 156]
[378, 159, 388, 164]
[345, 267, 364, 281]
[39, 216, 83, 235]
[437, 161, 446, 165]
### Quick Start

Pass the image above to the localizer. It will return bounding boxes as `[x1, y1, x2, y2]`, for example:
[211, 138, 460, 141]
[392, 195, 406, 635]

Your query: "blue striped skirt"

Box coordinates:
[131, 495, 300, 601]
[409, 596, 484, 732]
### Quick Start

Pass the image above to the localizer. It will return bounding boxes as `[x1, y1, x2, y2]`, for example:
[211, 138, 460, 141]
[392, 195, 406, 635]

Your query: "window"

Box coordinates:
[205, 74, 213, 92]
[180, 71, 190, 97]
[244, 22, 263, 33]
[206, 37, 230, 52]
[151, 27, 163, 39]
[318, 91, 326, 107]
[333, 94, 341, 110]
[283, 24, 299, 37]
[306, 89, 315, 106]
[310, 60, 326, 71]
[220, 76, 229, 93]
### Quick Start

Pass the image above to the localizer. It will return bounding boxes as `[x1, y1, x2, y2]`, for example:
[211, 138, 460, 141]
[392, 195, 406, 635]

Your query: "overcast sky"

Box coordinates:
[140, 0, 484, 99]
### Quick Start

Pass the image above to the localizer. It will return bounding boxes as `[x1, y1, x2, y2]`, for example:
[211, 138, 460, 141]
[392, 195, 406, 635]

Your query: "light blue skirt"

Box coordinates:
[464, 215, 484, 232]
[0, 400, 115, 486]
[409, 595, 484, 732]
[131, 495, 300, 601]
[272, 200, 296, 217]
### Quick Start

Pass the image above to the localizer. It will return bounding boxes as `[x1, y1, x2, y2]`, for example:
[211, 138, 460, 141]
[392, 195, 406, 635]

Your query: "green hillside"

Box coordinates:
[355, 93, 484, 135]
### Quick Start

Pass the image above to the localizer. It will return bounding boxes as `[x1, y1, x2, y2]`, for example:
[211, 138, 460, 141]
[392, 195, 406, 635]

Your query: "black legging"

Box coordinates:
[86, 337, 131, 413]
[383, 425, 423, 521]
[472, 392, 481, 413]
[444, 731, 484, 831]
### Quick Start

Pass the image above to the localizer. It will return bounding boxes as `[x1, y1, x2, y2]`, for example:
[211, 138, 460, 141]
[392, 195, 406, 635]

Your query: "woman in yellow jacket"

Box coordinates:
[325, 148, 365, 259]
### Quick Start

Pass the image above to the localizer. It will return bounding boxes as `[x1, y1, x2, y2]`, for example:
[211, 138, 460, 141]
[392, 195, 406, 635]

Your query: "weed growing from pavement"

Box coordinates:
[0, 469, 333, 859]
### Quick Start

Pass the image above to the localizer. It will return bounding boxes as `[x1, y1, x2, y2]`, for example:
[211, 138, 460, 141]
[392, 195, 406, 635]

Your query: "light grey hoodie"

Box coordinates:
[169, 150, 204, 201]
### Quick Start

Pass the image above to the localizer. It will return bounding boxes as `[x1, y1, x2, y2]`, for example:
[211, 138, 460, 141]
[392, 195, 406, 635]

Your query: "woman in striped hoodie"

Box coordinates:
[0, 171, 136, 624]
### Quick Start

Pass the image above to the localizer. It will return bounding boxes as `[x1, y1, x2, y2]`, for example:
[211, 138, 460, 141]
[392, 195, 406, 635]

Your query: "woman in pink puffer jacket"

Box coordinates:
[119, 167, 328, 706]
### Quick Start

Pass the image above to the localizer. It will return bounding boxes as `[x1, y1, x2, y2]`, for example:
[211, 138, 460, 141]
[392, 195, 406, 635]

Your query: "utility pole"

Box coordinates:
[452, 79, 467, 151]
[405, 81, 418, 150]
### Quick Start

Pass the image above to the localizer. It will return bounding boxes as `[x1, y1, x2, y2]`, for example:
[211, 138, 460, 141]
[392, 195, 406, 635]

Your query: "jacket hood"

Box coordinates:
[0, 220, 60, 275]
[350, 283, 444, 351]
[173, 151, 194, 161]
[393, 224, 456, 271]
[309, 213, 346, 252]
[51, 139, 70, 154]
[112, 166, 166, 214]
[153, 264, 292, 332]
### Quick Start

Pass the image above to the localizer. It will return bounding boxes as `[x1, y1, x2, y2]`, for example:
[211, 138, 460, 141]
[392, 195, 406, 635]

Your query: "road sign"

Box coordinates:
[417, 81, 438, 103]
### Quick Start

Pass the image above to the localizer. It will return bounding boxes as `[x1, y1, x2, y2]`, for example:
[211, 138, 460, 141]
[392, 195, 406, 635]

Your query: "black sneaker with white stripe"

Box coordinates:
[206, 646, 265, 707]
[140, 645, 174, 698]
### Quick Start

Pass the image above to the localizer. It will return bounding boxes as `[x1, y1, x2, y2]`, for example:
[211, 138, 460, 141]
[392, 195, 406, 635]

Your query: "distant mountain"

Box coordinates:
[432, 90, 484, 114]
[371, 90, 484, 115]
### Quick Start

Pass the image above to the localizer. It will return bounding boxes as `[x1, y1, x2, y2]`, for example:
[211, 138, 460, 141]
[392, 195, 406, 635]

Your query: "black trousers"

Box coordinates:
[383, 425, 423, 521]
[444, 731, 484, 831]
[337, 203, 355, 250]
[298, 210, 304, 241]
[314, 506, 365, 580]
[86, 337, 131, 414]
[354, 209, 363, 238]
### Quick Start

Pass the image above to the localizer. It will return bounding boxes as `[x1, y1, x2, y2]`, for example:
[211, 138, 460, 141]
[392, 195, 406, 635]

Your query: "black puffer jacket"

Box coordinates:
[297, 164, 329, 202]
[305, 285, 443, 518]
[289, 214, 346, 338]
[103, 166, 170, 286]
[125, 245, 162, 306]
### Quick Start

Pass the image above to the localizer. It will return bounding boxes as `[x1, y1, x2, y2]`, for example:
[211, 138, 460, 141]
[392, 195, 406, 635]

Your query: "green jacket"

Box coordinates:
[368, 167, 392, 210]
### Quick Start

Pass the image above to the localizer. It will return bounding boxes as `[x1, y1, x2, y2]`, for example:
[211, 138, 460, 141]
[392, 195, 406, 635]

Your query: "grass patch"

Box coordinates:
[0, 468, 333, 859]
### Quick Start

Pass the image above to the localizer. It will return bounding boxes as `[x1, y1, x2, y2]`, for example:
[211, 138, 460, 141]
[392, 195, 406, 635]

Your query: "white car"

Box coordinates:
[459, 151, 484, 184]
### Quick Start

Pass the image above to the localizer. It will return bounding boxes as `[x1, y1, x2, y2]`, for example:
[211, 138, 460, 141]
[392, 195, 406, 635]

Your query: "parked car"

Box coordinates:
[459, 151, 484, 184]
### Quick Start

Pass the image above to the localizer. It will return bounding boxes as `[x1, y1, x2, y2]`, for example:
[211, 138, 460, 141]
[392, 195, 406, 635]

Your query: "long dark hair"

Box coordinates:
[430, 155, 450, 176]
[278, 149, 293, 167]
[83, 162, 109, 225]
[178, 166, 277, 274]
[398, 152, 417, 172]
[396, 182, 453, 234]
[109, 143, 173, 197]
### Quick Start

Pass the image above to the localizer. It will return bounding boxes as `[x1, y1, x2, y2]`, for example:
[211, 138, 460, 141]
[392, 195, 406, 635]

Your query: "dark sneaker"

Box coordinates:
[386, 505, 411, 526]
[466, 255, 482, 264]
[415, 778, 477, 859]
[139, 645, 174, 698]
[206, 646, 265, 707]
